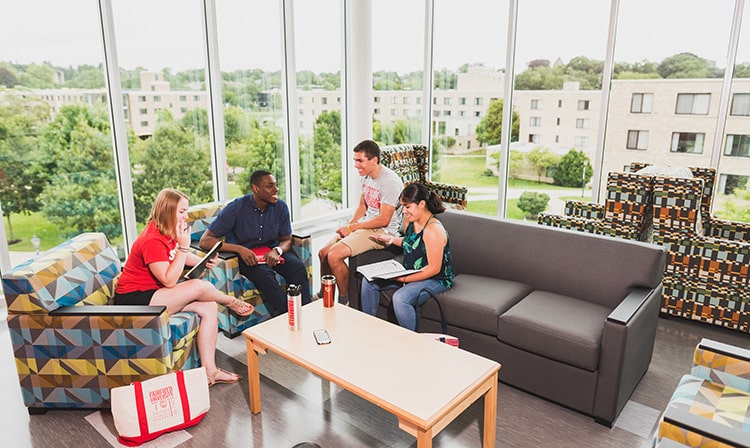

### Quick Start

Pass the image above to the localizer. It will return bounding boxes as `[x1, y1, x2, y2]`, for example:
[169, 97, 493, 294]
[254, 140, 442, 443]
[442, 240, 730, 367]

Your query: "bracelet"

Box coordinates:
[274, 246, 283, 256]
[385, 236, 394, 247]
[347, 224, 353, 233]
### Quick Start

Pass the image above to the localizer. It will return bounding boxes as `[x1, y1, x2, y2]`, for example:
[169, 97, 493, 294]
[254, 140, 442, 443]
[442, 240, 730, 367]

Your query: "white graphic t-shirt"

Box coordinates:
[360, 165, 403, 234]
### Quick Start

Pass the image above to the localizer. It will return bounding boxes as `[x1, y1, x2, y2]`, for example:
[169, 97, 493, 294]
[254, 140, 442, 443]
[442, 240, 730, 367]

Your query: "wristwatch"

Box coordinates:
[273, 246, 283, 256]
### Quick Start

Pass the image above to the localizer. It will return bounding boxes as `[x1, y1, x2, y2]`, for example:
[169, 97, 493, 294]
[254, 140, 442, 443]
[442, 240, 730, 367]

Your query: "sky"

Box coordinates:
[0, 0, 745, 75]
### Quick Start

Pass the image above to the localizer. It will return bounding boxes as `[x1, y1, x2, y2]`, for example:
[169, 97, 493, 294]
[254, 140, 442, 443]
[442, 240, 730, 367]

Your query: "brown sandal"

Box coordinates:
[226, 298, 254, 316]
[207, 368, 241, 387]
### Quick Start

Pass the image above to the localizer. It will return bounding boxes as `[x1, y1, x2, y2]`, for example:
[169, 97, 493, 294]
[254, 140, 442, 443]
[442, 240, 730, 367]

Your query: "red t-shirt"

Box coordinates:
[116, 221, 178, 294]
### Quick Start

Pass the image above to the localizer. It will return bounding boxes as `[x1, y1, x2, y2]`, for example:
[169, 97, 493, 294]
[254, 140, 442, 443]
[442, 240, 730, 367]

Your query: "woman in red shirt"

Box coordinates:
[115, 188, 253, 386]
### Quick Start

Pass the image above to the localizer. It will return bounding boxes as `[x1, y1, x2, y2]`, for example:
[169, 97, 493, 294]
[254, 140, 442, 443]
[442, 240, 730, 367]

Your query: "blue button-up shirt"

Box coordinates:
[207, 194, 291, 249]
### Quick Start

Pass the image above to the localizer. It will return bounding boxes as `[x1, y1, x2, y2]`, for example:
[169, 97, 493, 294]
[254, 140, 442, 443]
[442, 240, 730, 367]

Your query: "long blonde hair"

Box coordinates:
[149, 188, 189, 238]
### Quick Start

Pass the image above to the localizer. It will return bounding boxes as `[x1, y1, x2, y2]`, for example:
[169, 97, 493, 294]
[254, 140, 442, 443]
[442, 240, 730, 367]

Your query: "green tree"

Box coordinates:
[517, 191, 550, 219]
[132, 111, 214, 220]
[657, 52, 722, 79]
[525, 147, 559, 183]
[308, 111, 342, 202]
[552, 149, 592, 187]
[475, 99, 520, 146]
[38, 104, 122, 237]
[235, 124, 286, 197]
[0, 66, 17, 87]
[18, 63, 55, 88]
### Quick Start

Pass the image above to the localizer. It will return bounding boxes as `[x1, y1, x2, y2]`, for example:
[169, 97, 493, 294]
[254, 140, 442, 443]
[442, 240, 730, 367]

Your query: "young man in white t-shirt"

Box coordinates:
[317, 139, 403, 305]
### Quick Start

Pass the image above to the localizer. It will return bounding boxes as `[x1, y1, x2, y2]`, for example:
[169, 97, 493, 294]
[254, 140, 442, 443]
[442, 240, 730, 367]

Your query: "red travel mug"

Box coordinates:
[322, 275, 336, 308]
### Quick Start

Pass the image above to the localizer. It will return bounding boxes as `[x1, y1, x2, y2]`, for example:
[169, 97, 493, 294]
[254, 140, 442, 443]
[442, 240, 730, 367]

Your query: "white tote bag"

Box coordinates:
[111, 367, 210, 446]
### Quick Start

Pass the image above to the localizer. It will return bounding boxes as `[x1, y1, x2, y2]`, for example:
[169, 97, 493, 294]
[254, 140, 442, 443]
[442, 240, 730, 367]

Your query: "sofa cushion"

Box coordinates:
[421, 274, 533, 335]
[498, 290, 611, 371]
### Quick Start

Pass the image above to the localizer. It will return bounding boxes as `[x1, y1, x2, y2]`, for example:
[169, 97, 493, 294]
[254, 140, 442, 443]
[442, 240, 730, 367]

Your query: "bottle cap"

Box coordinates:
[287, 284, 301, 295]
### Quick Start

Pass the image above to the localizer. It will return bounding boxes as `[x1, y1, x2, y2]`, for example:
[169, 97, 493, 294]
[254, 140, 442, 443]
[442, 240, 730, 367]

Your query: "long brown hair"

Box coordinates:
[149, 188, 189, 238]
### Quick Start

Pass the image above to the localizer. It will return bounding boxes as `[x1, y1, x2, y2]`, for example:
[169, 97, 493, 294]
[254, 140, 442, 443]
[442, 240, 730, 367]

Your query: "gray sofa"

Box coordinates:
[349, 209, 666, 426]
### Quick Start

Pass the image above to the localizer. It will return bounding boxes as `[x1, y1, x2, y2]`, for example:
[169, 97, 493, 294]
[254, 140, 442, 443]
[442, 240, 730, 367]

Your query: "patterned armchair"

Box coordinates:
[652, 176, 750, 333]
[654, 338, 750, 448]
[537, 171, 654, 241]
[379, 143, 468, 209]
[1, 233, 200, 412]
[186, 200, 313, 337]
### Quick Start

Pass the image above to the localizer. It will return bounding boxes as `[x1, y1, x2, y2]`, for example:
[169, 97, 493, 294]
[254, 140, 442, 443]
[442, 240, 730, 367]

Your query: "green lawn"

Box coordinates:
[467, 198, 525, 220]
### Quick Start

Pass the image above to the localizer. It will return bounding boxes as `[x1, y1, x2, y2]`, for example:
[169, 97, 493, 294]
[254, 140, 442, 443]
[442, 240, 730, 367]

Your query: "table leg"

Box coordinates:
[416, 427, 433, 448]
[245, 338, 262, 414]
[482, 371, 498, 448]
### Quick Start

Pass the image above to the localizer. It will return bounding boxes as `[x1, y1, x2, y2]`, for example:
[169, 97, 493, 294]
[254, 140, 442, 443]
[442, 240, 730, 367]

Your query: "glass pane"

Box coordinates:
[512, 0, 610, 219]
[372, 0, 424, 145]
[0, 2, 124, 264]
[432, 0, 508, 217]
[294, 0, 343, 220]
[113, 0, 215, 223]
[718, 0, 750, 222]
[604, 0, 734, 185]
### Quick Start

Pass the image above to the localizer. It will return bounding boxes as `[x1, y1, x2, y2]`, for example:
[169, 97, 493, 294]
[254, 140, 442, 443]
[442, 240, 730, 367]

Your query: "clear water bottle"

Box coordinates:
[287, 284, 301, 331]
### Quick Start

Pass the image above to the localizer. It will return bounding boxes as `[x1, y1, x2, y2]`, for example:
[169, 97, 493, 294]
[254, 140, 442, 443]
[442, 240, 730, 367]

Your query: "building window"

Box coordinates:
[403, 97, 409, 104]
[180, 107, 187, 113]
[576, 118, 590, 129]
[474, 97, 482, 106]
[433, 97, 438, 105]
[720, 173, 750, 194]
[444, 97, 451, 105]
[577, 100, 590, 110]
[530, 99, 542, 110]
[528, 134, 540, 143]
[138, 95, 146, 102]
[139, 108, 147, 114]
[671, 132, 705, 153]
[459, 97, 466, 105]
[179, 95, 187, 101]
[390, 109, 396, 116]
[730, 93, 750, 116]
[299, 97, 304, 104]
[631, 93, 653, 113]
[724, 134, 750, 157]
[556, 117, 561, 126]
[140, 121, 148, 127]
[322, 97, 328, 105]
[555, 135, 559, 143]
[416, 97, 421, 105]
[374, 97, 380, 103]
[374, 108, 380, 115]
[675, 93, 710, 115]
[443, 110, 451, 116]
[574, 136, 588, 147]
[474, 111, 481, 117]
[153, 95, 162, 102]
[529, 117, 541, 127]
[459, 111, 466, 117]
[558, 99, 562, 108]
[627, 130, 649, 150]
[403, 109, 409, 116]
[193, 95, 199, 101]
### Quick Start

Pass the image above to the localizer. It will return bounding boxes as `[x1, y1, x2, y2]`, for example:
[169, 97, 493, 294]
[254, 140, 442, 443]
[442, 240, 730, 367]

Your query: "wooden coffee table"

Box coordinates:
[243, 300, 500, 448]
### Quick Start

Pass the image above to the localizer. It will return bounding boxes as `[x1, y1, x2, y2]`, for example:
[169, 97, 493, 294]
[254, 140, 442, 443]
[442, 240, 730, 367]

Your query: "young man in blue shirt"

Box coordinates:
[199, 170, 311, 316]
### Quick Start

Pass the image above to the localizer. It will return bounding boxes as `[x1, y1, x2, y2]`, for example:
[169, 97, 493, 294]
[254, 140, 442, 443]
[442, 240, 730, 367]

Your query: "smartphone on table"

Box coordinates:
[313, 329, 331, 345]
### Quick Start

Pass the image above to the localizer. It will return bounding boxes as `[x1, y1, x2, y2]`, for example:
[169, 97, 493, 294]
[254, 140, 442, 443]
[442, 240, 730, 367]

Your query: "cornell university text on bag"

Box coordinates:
[111, 367, 210, 446]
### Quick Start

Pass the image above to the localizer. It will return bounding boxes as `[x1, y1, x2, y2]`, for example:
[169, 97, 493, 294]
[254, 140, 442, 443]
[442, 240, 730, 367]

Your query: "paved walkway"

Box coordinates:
[468, 187, 592, 215]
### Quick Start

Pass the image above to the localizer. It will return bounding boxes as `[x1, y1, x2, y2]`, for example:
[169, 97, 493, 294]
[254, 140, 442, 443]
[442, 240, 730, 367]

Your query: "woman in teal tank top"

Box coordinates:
[361, 183, 454, 331]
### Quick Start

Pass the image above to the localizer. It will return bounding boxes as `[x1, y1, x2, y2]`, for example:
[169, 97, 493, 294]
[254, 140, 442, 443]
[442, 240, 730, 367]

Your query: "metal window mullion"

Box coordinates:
[498, 0, 519, 218]
[98, 0, 138, 253]
[422, 0, 435, 171]
[280, 0, 302, 220]
[201, 0, 229, 201]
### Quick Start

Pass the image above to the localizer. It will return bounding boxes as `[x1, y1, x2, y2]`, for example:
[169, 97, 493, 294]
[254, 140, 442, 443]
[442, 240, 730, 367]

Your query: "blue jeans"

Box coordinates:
[360, 278, 448, 331]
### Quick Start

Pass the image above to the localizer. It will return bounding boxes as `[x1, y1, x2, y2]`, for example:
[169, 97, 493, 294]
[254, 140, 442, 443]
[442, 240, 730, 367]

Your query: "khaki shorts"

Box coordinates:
[329, 228, 391, 257]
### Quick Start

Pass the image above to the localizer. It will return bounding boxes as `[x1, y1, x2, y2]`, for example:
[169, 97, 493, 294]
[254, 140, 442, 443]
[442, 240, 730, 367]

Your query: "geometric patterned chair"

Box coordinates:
[186, 201, 313, 337]
[537, 171, 654, 241]
[652, 176, 750, 333]
[654, 338, 750, 448]
[379, 143, 468, 209]
[1, 232, 200, 412]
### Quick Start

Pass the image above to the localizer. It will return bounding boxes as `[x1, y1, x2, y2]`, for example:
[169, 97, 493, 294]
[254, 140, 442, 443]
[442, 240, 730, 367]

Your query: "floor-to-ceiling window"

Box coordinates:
[0, 1, 124, 258]
[604, 0, 735, 204]
[293, 0, 344, 220]
[717, 0, 750, 222]
[431, 0, 509, 217]
[511, 0, 610, 219]
[215, 0, 288, 205]
[112, 0, 215, 224]
[371, 0, 425, 146]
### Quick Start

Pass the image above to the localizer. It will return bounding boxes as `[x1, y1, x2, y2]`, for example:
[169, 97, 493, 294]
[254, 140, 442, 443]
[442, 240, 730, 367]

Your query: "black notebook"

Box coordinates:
[183, 241, 223, 280]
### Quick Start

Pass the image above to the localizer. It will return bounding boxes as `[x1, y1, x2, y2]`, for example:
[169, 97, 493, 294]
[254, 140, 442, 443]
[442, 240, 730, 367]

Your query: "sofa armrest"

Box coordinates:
[607, 287, 653, 324]
[705, 217, 750, 242]
[423, 180, 468, 209]
[49, 305, 167, 316]
[594, 285, 661, 425]
[659, 406, 750, 448]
